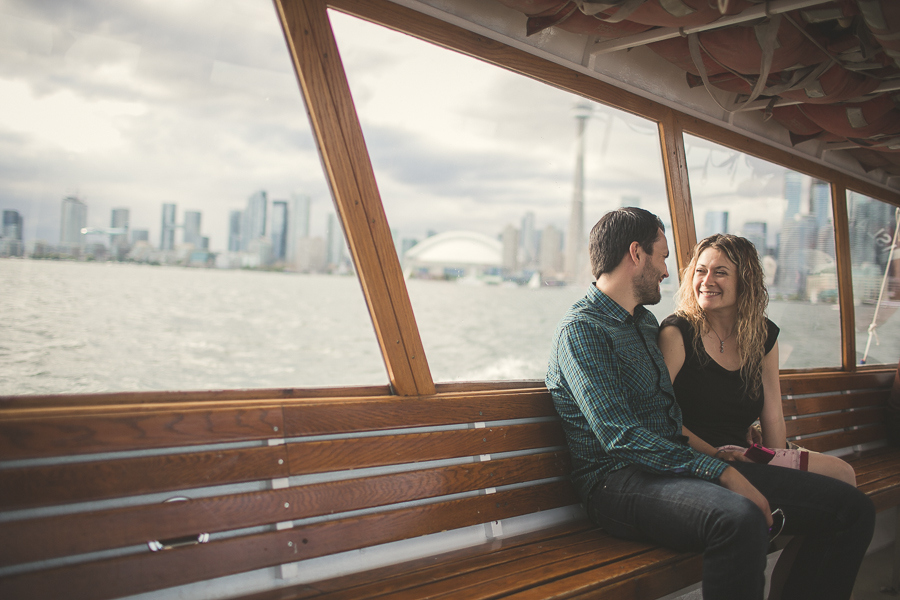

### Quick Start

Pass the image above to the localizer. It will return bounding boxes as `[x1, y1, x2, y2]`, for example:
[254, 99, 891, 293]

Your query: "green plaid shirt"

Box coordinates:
[546, 284, 727, 504]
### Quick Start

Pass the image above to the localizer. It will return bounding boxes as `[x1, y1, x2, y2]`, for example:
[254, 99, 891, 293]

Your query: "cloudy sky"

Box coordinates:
[0, 0, 796, 254]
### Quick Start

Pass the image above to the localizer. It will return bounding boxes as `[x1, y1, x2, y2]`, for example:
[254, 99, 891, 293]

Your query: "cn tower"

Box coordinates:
[564, 101, 592, 283]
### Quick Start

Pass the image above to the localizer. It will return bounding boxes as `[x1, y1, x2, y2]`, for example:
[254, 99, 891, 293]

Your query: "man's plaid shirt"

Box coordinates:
[546, 284, 727, 504]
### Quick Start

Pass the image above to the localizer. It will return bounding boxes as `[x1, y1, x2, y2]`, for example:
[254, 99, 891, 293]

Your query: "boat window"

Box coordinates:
[683, 135, 841, 370]
[330, 11, 675, 382]
[0, 1, 388, 395]
[847, 192, 900, 367]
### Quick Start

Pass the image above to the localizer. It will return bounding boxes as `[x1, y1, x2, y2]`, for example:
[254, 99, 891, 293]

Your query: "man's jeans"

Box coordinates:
[588, 461, 875, 600]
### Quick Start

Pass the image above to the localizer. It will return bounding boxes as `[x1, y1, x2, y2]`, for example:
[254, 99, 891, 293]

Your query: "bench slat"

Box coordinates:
[0, 406, 284, 460]
[0, 481, 578, 600]
[0, 451, 570, 567]
[791, 424, 886, 453]
[784, 407, 885, 437]
[780, 372, 894, 396]
[856, 455, 900, 487]
[479, 547, 698, 600]
[287, 422, 565, 475]
[370, 536, 654, 600]
[783, 390, 889, 417]
[555, 553, 703, 600]
[283, 391, 555, 436]
[301, 521, 598, 597]
[0, 445, 289, 511]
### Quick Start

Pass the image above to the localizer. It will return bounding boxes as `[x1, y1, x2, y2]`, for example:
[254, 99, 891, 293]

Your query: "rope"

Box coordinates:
[861, 206, 900, 364]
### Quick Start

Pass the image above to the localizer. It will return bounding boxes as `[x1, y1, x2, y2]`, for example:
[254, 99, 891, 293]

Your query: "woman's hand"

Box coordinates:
[715, 448, 753, 463]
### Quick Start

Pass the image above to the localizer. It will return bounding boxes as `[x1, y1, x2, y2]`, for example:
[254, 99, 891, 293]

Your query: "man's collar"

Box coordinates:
[587, 284, 649, 324]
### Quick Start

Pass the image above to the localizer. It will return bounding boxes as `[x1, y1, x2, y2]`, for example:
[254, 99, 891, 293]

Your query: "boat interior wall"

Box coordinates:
[382, 0, 900, 188]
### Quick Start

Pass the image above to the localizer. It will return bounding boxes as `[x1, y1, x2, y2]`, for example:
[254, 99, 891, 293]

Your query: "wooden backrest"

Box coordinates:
[780, 371, 896, 454]
[0, 388, 577, 600]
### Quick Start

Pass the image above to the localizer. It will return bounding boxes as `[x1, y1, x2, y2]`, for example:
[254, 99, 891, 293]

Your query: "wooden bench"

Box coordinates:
[0, 369, 896, 600]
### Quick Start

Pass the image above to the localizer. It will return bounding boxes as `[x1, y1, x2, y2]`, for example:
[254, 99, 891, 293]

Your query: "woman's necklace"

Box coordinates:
[707, 322, 734, 354]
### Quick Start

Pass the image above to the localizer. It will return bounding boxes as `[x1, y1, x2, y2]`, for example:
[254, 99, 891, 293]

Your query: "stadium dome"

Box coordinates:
[403, 231, 502, 277]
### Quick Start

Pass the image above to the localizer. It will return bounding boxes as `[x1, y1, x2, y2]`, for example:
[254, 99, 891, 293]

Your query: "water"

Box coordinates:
[1, 260, 897, 396]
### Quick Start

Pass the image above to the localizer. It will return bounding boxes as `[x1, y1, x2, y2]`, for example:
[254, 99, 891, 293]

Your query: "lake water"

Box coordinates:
[1, 259, 897, 396]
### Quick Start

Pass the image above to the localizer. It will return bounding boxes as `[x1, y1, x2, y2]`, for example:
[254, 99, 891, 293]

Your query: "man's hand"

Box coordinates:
[719, 466, 773, 528]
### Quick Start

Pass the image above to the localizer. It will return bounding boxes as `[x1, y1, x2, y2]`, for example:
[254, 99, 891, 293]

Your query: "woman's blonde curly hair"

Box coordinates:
[674, 234, 769, 398]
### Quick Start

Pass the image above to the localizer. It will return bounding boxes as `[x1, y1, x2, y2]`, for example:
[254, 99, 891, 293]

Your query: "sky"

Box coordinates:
[0, 0, 797, 254]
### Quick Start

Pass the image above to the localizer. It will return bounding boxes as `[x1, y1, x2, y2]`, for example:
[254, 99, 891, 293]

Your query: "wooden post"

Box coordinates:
[831, 184, 857, 371]
[659, 110, 697, 278]
[274, 0, 434, 395]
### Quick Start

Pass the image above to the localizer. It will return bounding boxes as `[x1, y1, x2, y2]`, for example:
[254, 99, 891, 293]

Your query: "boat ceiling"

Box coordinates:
[391, 0, 900, 191]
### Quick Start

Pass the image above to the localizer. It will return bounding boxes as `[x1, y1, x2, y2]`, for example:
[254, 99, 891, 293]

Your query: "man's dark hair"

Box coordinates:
[589, 207, 665, 278]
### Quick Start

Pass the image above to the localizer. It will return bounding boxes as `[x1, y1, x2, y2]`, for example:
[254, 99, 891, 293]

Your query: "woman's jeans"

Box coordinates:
[588, 461, 875, 600]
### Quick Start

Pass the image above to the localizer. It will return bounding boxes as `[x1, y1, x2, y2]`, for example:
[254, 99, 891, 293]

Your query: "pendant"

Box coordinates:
[719, 342, 725, 353]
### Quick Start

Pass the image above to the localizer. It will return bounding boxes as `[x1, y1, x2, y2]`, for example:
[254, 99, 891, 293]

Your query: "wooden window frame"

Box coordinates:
[274, 0, 900, 384]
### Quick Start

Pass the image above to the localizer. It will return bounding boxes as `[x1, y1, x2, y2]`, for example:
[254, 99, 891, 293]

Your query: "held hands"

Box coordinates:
[714, 448, 753, 463]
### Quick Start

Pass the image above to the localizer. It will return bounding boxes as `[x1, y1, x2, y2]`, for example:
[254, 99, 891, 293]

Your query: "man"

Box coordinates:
[546, 207, 874, 600]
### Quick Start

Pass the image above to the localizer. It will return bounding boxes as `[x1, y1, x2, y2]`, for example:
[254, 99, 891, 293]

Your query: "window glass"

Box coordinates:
[847, 192, 900, 366]
[683, 135, 841, 369]
[0, 1, 386, 395]
[330, 11, 675, 381]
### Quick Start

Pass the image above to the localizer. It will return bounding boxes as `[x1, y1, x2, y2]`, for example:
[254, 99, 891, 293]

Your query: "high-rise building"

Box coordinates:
[2, 210, 23, 240]
[287, 194, 311, 265]
[742, 221, 767, 255]
[110, 208, 130, 259]
[160, 203, 176, 251]
[183, 211, 202, 247]
[784, 171, 803, 219]
[228, 210, 242, 252]
[540, 224, 563, 278]
[501, 224, 519, 273]
[703, 210, 729, 238]
[60, 196, 87, 248]
[810, 179, 831, 230]
[326, 212, 345, 268]
[271, 201, 288, 261]
[776, 213, 816, 297]
[1, 210, 24, 257]
[520, 211, 537, 266]
[241, 190, 267, 251]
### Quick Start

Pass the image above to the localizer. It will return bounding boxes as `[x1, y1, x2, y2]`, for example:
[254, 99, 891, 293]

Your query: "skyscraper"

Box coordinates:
[241, 190, 267, 251]
[110, 208, 130, 259]
[183, 211, 202, 247]
[703, 210, 729, 237]
[1, 210, 24, 257]
[326, 212, 345, 268]
[742, 221, 767, 255]
[520, 211, 537, 267]
[540, 224, 563, 278]
[60, 196, 87, 248]
[810, 179, 831, 230]
[271, 201, 288, 261]
[784, 171, 802, 219]
[228, 210, 242, 252]
[160, 203, 176, 251]
[287, 194, 311, 266]
[2, 210, 23, 241]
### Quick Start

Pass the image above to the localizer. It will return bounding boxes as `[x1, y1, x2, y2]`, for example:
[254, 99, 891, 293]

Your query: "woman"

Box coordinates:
[658, 234, 856, 486]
